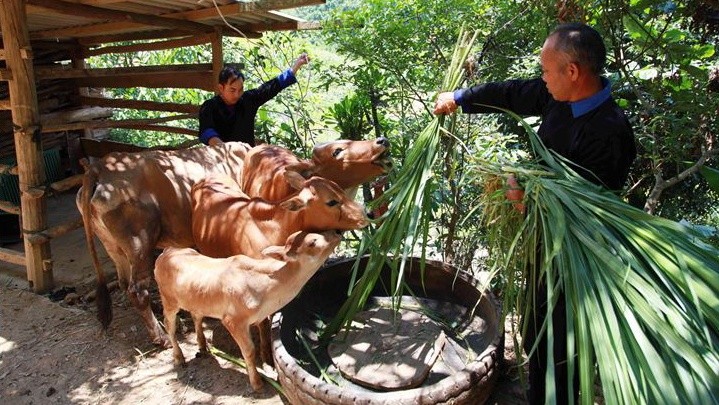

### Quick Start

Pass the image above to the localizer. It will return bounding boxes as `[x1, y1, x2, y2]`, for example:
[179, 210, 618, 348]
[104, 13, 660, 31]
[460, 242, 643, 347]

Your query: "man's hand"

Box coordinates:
[291, 53, 310, 74]
[433, 92, 458, 115]
[505, 175, 526, 214]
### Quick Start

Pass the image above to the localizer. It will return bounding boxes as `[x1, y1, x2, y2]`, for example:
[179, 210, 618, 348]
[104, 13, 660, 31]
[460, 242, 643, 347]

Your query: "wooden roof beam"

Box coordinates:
[247, 21, 321, 32]
[83, 33, 214, 57]
[26, 0, 214, 34]
[76, 27, 260, 47]
[34, 63, 217, 80]
[185, 0, 325, 20]
[28, 0, 323, 41]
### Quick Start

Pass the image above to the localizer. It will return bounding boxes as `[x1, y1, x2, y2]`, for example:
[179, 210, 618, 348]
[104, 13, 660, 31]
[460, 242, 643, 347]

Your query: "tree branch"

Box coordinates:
[644, 146, 719, 214]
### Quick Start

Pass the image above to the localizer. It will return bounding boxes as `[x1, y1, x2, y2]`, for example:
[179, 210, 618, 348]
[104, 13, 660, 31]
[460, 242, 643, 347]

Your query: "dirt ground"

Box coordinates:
[0, 192, 526, 405]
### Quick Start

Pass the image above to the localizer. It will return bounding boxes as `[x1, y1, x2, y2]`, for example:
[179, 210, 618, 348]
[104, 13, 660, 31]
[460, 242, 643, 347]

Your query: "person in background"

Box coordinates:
[434, 22, 636, 404]
[199, 53, 310, 147]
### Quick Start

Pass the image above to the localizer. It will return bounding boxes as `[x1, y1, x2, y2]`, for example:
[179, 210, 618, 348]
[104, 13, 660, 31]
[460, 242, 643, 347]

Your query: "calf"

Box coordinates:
[154, 230, 341, 391]
[192, 171, 369, 259]
[242, 137, 391, 201]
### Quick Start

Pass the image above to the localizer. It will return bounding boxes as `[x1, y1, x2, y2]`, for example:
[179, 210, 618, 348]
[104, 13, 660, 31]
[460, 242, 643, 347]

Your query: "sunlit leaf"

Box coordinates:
[700, 166, 719, 194]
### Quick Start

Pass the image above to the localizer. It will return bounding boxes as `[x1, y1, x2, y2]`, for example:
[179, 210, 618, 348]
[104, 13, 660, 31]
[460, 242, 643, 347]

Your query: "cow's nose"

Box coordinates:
[376, 137, 390, 147]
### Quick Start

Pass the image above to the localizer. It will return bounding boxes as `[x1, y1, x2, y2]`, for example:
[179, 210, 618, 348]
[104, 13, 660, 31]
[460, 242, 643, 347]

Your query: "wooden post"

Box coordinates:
[70, 44, 91, 173]
[211, 26, 224, 94]
[0, 0, 53, 292]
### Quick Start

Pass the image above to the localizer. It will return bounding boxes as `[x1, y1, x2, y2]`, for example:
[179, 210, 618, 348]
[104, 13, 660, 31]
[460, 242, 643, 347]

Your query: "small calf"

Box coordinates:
[154, 230, 341, 391]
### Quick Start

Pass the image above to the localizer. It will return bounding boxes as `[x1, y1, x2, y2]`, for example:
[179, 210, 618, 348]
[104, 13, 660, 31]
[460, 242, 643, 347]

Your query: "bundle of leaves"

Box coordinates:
[323, 29, 478, 339]
[325, 28, 719, 404]
[477, 112, 719, 404]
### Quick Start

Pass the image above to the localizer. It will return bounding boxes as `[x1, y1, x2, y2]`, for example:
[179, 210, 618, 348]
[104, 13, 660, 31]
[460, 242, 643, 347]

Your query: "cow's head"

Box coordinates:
[286, 138, 392, 190]
[261, 230, 341, 264]
[279, 171, 369, 230]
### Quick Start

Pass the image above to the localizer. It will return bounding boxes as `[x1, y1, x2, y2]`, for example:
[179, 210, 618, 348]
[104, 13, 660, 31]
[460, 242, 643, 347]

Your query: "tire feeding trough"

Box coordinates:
[272, 256, 503, 404]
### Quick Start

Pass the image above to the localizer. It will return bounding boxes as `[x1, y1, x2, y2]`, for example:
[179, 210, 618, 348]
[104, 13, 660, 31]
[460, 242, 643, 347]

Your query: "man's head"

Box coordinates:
[540, 23, 606, 101]
[217, 66, 245, 106]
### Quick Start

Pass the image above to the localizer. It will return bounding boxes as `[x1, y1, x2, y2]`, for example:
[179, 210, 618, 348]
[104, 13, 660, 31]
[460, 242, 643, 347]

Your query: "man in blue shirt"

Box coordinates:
[434, 23, 636, 404]
[199, 53, 309, 147]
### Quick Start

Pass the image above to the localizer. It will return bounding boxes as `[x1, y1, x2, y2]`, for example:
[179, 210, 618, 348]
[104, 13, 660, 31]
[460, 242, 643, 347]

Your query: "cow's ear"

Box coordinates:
[280, 197, 307, 211]
[284, 170, 307, 190]
[285, 161, 316, 179]
[261, 246, 286, 261]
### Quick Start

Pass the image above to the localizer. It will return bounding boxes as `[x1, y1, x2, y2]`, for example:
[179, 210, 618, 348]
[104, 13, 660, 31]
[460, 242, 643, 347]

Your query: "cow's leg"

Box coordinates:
[105, 247, 168, 348]
[257, 317, 274, 367]
[162, 301, 185, 365]
[127, 270, 169, 348]
[192, 313, 208, 355]
[224, 317, 263, 392]
[106, 205, 169, 348]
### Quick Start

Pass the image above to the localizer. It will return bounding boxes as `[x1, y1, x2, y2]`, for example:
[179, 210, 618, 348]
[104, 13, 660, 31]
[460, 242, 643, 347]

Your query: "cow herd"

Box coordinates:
[76, 138, 391, 391]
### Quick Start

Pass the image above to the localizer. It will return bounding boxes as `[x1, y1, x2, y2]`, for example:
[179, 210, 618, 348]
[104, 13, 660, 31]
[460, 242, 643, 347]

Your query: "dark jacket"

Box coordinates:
[455, 78, 636, 190]
[198, 69, 297, 146]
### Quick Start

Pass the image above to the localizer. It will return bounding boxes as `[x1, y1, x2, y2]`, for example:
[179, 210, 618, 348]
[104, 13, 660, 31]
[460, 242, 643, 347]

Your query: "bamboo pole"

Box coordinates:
[71, 46, 94, 139]
[49, 174, 83, 194]
[0, 162, 19, 175]
[0, 200, 21, 215]
[34, 63, 217, 80]
[0, 247, 25, 266]
[0, 0, 53, 291]
[78, 96, 200, 114]
[111, 124, 196, 136]
[212, 26, 224, 94]
[26, 216, 84, 245]
[84, 33, 214, 58]
[42, 113, 195, 133]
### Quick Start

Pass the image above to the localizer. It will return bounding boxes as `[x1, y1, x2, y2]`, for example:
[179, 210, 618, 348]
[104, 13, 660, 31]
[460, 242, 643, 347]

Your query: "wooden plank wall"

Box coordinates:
[0, 19, 225, 291]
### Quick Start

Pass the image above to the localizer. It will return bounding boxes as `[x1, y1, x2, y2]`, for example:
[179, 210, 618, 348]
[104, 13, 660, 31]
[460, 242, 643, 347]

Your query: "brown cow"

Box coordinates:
[78, 138, 387, 348]
[77, 142, 251, 347]
[242, 137, 391, 201]
[191, 171, 369, 259]
[154, 230, 341, 391]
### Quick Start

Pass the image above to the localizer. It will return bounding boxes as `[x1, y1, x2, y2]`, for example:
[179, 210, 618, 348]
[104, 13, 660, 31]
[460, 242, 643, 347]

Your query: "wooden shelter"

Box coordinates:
[0, 0, 323, 293]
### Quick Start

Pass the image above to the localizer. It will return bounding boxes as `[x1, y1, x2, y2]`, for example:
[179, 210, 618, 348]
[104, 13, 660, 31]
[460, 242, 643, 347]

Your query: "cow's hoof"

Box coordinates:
[195, 350, 208, 359]
[261, 352, 275, 368]
[154, 335, 172, 349]
[250, 379, 264, 392]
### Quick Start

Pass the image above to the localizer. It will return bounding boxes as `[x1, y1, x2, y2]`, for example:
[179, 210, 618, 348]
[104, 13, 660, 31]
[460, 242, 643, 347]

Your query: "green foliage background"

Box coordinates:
[89, 0, 718, 259]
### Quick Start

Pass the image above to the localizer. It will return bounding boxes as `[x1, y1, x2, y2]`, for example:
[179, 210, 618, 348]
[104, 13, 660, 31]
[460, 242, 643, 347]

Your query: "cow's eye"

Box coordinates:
[332, 148, 343, 157]
[327, 200, 339, 207]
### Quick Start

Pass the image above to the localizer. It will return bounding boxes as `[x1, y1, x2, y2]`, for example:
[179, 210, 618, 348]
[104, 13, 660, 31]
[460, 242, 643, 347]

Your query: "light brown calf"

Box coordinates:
[154, 230, 341, 391]
[192, 171, 369, 259]
[241, 137, 391, 201]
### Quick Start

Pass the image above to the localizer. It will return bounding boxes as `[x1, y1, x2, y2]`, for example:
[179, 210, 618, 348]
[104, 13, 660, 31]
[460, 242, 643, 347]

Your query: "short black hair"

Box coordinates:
[549, 23, 606, 76]
[218, 66, 245, 85]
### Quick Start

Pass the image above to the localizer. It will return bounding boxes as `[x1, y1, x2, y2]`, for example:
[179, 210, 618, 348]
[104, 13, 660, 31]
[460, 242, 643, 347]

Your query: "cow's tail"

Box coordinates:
[79, 158, 113, 329]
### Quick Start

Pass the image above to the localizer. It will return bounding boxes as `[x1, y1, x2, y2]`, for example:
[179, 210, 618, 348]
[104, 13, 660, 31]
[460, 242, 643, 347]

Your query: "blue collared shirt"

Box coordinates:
[569, 77, 611, 118]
